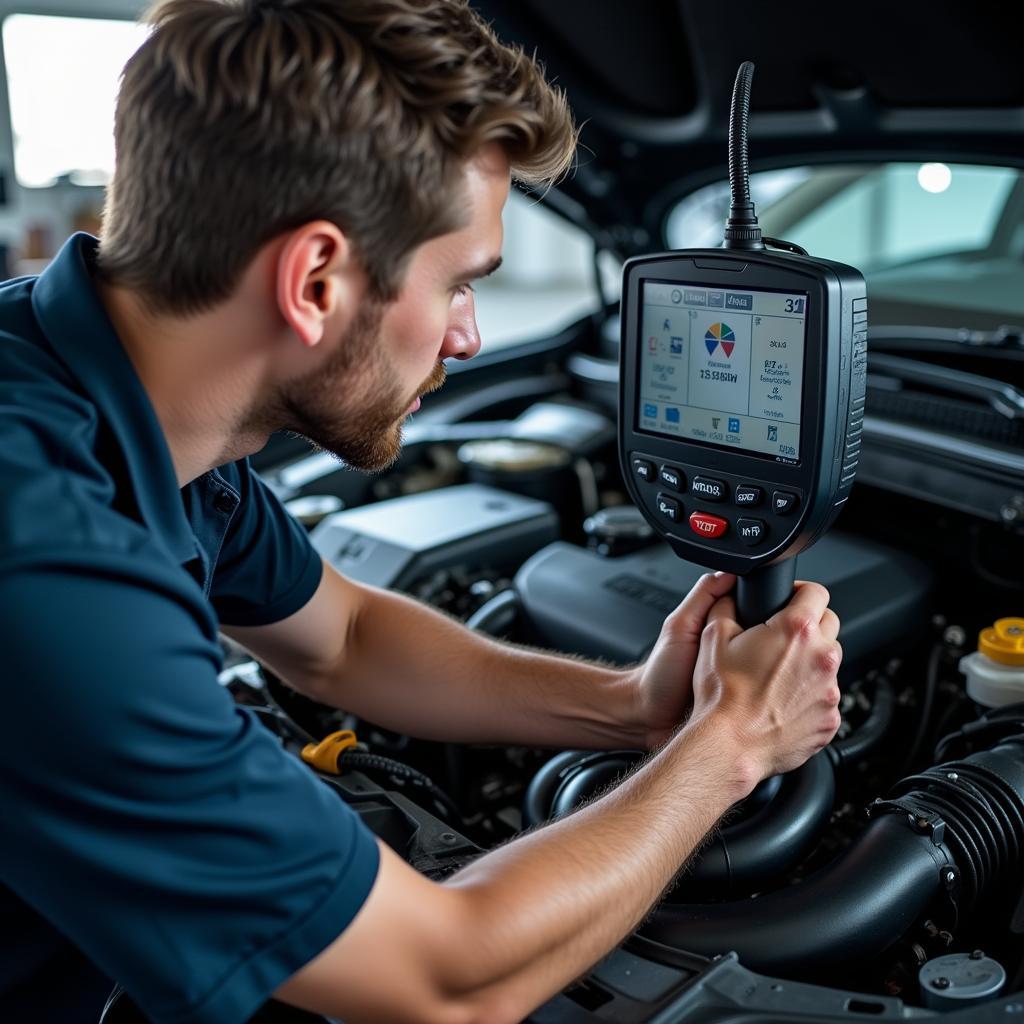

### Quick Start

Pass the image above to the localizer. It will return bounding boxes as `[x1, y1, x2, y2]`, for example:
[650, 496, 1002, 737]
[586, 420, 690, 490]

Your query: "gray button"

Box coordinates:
[655, 493, 682, 522]
[684, 289, 707, 306]
[708, 291, 725, 308]
[772, 490, 798, 515]
[691, 476, 728, 502]
[632, 457, 654, 483]
[737, 518, 767, 546]
[658, 465, 685, 491]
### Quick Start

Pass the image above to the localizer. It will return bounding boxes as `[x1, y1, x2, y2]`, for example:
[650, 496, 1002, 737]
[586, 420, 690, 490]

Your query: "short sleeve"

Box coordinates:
[0, 548, 379, 1024]
[210, 460, 323, 627]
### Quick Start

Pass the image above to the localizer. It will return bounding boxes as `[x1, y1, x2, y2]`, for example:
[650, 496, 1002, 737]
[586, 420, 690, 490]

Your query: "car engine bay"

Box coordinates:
[216, 322, 1024, 1022]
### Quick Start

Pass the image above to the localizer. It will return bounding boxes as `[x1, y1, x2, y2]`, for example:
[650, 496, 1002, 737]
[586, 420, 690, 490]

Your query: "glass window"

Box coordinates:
[473, 189, 599, 351]
[666, 162, 1024, 326]
[3, 14, 150, 188]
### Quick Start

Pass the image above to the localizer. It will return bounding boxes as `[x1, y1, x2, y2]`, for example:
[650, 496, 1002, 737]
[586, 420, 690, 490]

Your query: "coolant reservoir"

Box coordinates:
[959, 617, 1024, 708]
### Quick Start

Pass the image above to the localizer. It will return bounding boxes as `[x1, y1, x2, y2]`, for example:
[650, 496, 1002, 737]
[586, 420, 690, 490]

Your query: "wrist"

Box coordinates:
[620, 665, 655, 749]
[667, 711, 761, 803]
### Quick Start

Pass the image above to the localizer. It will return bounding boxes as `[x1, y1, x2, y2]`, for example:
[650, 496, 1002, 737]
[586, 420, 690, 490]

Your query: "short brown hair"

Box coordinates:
[98, 0, 576, 315]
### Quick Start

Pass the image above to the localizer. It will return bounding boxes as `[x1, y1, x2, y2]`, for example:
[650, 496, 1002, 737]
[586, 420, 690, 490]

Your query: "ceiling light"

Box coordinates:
[917, 163, 952, 194]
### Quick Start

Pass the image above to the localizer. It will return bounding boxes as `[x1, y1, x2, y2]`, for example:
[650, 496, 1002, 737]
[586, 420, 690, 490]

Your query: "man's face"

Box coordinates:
[279, 147, 509, 470]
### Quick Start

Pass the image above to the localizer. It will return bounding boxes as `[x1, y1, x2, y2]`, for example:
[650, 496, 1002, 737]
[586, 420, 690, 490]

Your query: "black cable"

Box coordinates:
[728, 63, 754, 209]
[338, 750, 461, 823]
[935, 702, 1024, 762]
[900, 642, 943, 774]
[723, 61, 764, 251]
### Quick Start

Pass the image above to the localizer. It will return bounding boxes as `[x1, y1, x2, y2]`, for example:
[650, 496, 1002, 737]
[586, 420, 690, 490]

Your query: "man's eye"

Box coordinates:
[453, 283, 475, 298]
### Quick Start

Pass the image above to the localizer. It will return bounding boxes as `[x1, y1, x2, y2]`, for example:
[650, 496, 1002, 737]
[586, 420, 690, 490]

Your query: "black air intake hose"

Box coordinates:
[643, 734, 1024, 976]
[882, 735, 1024, 912]
[524, 749, 834, 896]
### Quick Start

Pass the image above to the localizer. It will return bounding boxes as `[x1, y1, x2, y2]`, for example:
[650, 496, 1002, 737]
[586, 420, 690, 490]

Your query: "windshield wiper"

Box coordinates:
[869, 353, 1024, 420]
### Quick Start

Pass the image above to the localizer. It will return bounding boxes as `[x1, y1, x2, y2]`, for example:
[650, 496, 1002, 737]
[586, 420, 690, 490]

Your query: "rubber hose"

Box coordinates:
[832, 674, 895, 766]
[644, 813, 951, 974]
[465, 589, 520, 636]
[643, 734, 1024, 977]
[523, 750, 834, 894]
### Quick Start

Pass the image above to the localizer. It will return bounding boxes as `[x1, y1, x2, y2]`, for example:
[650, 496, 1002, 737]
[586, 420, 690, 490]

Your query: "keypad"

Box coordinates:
[628, 451, 803, 555]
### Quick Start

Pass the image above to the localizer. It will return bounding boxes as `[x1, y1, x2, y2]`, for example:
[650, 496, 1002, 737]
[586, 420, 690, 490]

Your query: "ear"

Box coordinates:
[276, 221, 355, 348]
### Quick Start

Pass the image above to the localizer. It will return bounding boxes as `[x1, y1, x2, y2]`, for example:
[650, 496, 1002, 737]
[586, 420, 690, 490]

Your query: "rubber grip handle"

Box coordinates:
[736, 561, 797, 628]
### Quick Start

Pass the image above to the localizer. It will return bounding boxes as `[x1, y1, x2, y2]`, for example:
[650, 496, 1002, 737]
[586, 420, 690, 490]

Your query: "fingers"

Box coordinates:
[704, 592, 742, 643]
[666, 573, 736, 638]
[770, 580, 831, 634]
[820, 609, 840, 642]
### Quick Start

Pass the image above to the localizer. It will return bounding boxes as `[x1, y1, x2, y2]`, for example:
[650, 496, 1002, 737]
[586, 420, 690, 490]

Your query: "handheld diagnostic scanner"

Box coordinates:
[619, 63, 868, 626]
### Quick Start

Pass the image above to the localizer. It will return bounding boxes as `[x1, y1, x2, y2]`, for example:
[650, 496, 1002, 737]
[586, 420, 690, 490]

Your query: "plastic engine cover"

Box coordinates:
[515, 531, 932, 679]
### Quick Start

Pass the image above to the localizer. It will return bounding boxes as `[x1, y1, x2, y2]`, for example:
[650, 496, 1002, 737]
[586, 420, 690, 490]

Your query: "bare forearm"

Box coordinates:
[278, 584, 844, 1024]
[315, 584, 646, 748]
[438, 716, 750, 1014]
[278, 715, 752, 1024]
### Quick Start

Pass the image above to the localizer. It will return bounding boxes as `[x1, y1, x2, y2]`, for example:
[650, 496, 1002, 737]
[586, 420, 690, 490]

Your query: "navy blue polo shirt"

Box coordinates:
[0, 235, 380, 1023]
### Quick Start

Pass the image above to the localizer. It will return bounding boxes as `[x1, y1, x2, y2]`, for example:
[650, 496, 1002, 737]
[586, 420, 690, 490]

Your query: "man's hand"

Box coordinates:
[688, 580, 843, 780]
[633, 571, 737, 749]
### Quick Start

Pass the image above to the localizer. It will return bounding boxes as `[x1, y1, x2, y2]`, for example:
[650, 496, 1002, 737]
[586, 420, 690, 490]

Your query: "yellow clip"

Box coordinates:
[301, 729, 358, 775]
[979, 617, 1024, 667]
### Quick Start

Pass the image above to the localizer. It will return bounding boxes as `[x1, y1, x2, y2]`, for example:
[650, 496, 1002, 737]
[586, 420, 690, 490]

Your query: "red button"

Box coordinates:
[689, 511, 729, 539]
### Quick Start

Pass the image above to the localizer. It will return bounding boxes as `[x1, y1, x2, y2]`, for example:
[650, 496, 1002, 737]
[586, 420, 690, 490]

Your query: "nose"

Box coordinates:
[439, 288, 482, 361]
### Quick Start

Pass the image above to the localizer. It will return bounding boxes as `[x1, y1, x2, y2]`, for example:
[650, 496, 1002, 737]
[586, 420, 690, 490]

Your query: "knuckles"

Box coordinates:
[783, 612, 817, 641]
[817, 645, 843, 677]
[701, 618, 723, 643]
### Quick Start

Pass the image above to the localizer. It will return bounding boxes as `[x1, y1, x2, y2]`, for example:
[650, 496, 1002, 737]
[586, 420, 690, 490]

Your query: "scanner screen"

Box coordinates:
[637, 281, 808, 463]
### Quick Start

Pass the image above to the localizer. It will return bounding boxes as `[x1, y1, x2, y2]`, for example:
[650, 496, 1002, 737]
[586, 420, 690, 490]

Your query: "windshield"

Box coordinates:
[666, 162, 1024, 331]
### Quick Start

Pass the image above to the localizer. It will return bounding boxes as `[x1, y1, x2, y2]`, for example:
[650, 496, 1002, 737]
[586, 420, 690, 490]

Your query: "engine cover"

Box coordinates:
[515, 531, 932, 679]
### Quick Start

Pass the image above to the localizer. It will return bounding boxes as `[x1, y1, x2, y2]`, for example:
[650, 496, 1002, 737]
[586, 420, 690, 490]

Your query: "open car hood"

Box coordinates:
[476, 0, 1024, 254]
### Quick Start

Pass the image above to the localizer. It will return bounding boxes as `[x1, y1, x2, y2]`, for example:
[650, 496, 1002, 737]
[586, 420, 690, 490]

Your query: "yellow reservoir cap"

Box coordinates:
[301, 729, 358, 775]
[979, 618, 1024, 666]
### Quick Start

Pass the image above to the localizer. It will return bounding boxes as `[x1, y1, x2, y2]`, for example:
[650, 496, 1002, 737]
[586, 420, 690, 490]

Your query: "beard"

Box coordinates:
[274, 300, 446, 471]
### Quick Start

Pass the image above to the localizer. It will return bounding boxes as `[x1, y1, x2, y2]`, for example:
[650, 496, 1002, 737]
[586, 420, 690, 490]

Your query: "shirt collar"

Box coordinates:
[30, 233, 197, 565]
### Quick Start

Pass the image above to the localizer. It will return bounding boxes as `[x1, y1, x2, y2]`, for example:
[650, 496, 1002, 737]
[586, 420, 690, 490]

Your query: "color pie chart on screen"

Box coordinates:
[705, 322, 736, 358]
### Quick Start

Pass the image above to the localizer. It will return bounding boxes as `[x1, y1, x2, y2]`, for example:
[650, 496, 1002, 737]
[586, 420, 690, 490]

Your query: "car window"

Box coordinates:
[473, 190, 599, 352]
[666, 162, 1024, 326]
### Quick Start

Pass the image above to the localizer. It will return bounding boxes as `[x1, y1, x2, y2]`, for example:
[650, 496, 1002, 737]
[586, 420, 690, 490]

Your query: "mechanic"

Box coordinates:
[0, 1, 844, 1022]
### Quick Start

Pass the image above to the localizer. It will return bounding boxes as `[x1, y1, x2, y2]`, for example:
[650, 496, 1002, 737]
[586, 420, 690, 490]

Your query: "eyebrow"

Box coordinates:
[456, 255, 503, 284]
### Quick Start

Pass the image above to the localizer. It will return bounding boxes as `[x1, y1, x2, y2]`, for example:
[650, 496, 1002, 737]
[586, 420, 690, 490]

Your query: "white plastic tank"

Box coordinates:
[959, 617, 1024, 708]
